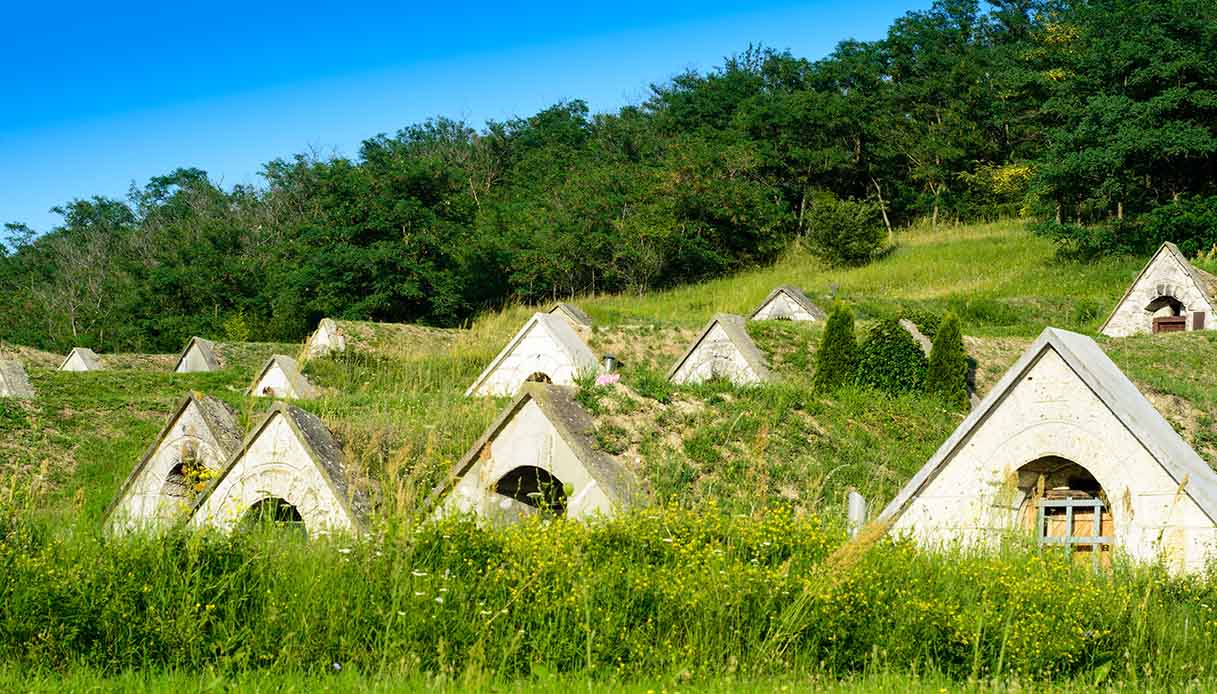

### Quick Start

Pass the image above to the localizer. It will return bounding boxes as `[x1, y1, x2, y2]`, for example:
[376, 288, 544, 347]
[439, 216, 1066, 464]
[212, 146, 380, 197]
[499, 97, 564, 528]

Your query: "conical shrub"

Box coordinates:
[813, 304, 858, 392]
[926, 311, 969, 408]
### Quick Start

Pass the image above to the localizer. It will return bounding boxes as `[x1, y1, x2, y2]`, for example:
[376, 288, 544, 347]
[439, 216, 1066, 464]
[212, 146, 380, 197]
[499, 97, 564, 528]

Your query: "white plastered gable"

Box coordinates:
[1100, 242, 1217, 337]
[751, 286, 825, 322]
[60, 348, 101, 372]
[249, 355, 317, 399]
[668, 314, 769, 386]
[442, 399, 611, 523]
[881, 328, 1217, 573]
[435, 383, 638, 524]
[105, 394, 241, 534]
[305, 318, 345, 359]
[190, 406, 362, 537]
[466, 313, 598, 397]
[175, 337, 219, 373]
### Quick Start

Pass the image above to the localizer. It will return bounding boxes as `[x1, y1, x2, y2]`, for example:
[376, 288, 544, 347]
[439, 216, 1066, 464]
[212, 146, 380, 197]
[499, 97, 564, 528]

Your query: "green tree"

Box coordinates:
[813, 305, 859, 392]
[926, 312, 970, 408]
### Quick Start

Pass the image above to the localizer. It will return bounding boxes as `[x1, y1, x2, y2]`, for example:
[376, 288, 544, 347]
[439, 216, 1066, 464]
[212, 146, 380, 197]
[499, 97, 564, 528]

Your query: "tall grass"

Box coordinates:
[3, 507, 1217, 687]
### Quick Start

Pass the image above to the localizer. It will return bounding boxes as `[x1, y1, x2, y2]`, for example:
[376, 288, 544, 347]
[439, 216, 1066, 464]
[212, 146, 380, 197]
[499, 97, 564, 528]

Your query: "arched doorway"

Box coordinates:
[494, 466, 568, 515]
[526, 372, 553, 384]
[240, 497, 307, 535]
[1015, 456, 1112, 566]
[1147, 296, 1187, 333]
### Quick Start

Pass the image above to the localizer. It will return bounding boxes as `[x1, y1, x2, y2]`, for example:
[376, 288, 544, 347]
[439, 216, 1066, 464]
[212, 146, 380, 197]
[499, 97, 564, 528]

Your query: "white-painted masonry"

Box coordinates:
[881, 327, 1217, 573]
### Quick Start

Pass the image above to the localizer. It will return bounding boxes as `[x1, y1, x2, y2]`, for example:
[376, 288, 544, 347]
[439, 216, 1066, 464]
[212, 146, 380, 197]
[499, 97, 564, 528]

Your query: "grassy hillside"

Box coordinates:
[6, 220, 1217, 689]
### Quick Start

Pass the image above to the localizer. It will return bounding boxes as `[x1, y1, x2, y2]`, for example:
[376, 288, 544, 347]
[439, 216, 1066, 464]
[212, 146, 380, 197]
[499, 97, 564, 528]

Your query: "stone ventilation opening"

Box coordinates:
[1016, 456, 1112, 567]
[241, 497, 306, 534]
[160, 442, 200, 501]
[494, 466, 568, 515]
[526, 372, 553, 384]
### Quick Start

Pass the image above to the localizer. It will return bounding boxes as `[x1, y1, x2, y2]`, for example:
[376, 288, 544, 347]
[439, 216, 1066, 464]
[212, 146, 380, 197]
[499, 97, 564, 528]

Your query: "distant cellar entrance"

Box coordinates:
[525, 372, 553, 384]
[1016, 456, 1113, 566]
[494, 466, 568, 515]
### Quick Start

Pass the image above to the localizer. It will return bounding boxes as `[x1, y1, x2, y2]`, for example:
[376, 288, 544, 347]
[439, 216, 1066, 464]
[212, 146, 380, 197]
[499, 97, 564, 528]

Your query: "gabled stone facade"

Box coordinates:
[174, 337, 220, 373]
[105, 392, 242, 534]
[751, 285, 826, 322]
[466, 313, 599, 397]
[1100, 242, 1217, 337]
[434, 383, 638, 524]
[248, 355, 318, 400]
[881, 327, 1217, 573]
[60, 347, 101, 372]
[668, 314, 770, 386]
[190, 403, 367, 537]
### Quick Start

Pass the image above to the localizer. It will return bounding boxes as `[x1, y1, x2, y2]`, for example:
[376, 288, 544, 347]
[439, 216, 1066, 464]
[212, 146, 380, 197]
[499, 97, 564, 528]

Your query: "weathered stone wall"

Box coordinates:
[1104, 253, 1215, 337]
[191, 413, 356, 536]
[441, 399, 615, 522]
[892, 349, 1217, 573]
[108, 402, 229, 534]
[670, 323, 762, 386]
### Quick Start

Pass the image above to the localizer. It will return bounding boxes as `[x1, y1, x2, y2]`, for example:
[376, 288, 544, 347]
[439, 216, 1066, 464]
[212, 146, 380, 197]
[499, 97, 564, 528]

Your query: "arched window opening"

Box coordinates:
[1147, 296, 1187, 333]
[526, 372, 553, 384]
[494, 466, 567, 515]
[161, 441, 202, 500]
[240, 497, 306, 535]
[1016, 456, 1112, 567]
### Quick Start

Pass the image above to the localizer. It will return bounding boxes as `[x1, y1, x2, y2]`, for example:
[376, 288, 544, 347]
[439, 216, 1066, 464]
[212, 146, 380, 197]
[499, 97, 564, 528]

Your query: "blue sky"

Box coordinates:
[1, 1, 929, 233]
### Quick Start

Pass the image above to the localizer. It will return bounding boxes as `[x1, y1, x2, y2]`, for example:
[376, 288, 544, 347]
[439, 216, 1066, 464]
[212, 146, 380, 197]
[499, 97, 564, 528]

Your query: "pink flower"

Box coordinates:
[595, 373, 621, 386]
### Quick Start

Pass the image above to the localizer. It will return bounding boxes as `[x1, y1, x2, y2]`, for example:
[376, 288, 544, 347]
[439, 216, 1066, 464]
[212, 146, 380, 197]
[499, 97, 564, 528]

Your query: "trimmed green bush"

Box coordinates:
[926, 312, 969, 408]
[900, 307, 942, 339]
[813, 304, 858, 392]
[803, 192, 885, 266]
[857, 319, 927, 394]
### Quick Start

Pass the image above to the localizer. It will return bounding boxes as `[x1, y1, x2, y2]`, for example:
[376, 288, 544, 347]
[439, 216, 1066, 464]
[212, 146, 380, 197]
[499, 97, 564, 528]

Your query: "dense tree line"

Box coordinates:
[3, 0, 1215, 352]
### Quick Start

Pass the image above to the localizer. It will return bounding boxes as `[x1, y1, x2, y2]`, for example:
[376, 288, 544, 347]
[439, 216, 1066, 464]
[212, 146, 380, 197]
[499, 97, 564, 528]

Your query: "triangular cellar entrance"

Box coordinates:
[304, 318, 346, 359]
[104, 392, 242, 534]
[190, 403, 367, 536]
[60, 347, 101, 372]
[248, 355, 318, 399]
[879, 327, 1217, 573]
[668, 313, 770, 386]
[433, 383, 638, 524]
[466, 313, 598, 397]
[174, 337, 220, 373]
[750, 285, 825, 322]
[1100, 241, 1217, 337]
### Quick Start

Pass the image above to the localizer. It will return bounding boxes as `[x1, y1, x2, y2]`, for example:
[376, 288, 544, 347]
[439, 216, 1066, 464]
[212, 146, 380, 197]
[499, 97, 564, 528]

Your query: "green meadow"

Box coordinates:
[6, 221, 1217, 690]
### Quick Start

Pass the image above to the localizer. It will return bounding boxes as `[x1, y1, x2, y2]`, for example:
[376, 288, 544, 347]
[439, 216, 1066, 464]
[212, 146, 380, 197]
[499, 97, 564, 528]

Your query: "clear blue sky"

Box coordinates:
[1, 1, 929, 233]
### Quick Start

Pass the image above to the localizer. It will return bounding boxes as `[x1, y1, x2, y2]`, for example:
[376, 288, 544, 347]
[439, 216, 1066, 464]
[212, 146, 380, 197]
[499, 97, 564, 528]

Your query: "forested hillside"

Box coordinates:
[3, 0, 1215, 354]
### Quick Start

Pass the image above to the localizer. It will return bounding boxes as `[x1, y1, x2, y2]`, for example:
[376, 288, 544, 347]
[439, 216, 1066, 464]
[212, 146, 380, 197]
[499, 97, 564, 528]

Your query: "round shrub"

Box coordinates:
[813, 304, 858, 392]
[803, 192, 885, 266]
[900, 307, 941, 339]
[857, 319, 927, 394]
[926, 311, 969, 408]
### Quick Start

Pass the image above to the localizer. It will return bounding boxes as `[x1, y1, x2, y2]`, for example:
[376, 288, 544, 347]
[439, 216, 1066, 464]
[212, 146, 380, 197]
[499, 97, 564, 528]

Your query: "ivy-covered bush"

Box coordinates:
[900, 307, 942, 339]
[813, 304, 858, 392]
[926, 312, 969, 408]
[857, 319, 927, 394]
[803, 192, 885, 266]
